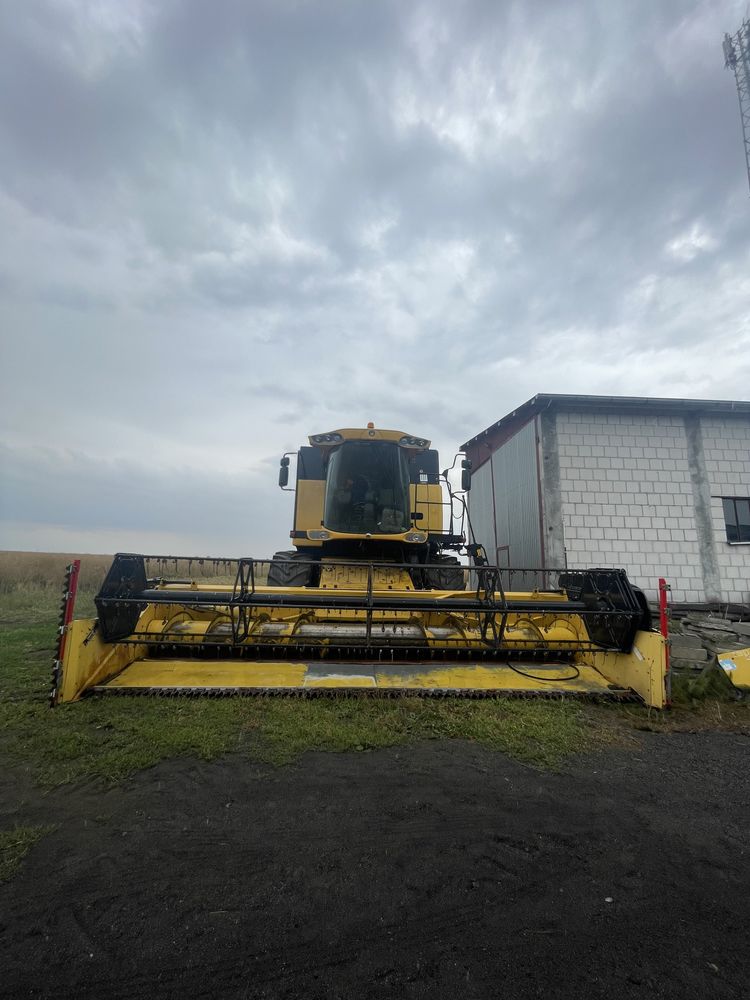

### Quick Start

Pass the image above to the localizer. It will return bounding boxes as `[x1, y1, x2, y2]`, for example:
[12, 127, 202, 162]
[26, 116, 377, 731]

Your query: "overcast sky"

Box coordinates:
[1, 0, 749, 557]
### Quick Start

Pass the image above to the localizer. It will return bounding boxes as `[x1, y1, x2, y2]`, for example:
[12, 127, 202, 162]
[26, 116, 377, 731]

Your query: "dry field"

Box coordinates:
[0, 551, 114, 593]
[0, 551, 245, 594]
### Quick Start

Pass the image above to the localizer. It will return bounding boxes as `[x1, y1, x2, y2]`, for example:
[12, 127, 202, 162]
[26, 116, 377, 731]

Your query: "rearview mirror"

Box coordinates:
[461, 458, 472, 492]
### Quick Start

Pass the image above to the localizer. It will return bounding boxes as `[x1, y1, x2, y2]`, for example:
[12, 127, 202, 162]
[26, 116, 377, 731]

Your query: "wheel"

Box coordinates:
[424, 555, 466, 591]
[267, 550, 315, 588]
[631, 585, 652, 631]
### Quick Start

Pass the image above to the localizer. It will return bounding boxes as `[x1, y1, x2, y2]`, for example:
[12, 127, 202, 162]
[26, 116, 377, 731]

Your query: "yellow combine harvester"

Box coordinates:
[52, 425, 668, 707]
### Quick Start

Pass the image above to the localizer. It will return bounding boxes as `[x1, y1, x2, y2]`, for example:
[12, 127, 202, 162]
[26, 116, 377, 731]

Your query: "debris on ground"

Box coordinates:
[667, 610, 750, 696]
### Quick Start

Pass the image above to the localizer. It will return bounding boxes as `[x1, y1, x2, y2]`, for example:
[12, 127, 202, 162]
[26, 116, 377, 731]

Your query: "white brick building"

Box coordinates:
[462, 395, 750, 605]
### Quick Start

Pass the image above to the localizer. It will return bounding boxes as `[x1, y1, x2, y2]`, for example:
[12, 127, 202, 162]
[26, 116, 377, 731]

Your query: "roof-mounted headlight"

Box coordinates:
[313, 432, 343, 444]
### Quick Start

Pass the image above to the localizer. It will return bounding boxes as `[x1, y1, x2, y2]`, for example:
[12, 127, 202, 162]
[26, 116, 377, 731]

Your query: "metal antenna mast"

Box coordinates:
[724, 19, 750, 195]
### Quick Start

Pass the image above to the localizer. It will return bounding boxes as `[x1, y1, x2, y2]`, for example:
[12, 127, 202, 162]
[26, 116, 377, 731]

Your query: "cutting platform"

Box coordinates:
[90, 658, 630, 698]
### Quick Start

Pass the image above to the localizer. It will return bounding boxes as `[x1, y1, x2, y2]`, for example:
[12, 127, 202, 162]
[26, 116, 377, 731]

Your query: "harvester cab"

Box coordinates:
[270, 425, 470, 591]
[51, 423, 668, 708]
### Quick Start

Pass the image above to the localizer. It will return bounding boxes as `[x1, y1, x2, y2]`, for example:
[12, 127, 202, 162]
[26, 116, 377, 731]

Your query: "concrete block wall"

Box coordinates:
[554, 413, 705, 602]
[702, 417, 750, 604]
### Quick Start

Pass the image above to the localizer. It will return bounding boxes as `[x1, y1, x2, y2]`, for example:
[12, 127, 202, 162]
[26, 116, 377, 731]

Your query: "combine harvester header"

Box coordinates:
[52, 425, 669, 708]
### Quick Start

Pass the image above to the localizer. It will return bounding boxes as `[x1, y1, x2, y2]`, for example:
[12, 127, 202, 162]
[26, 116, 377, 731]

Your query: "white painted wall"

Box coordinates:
[471, 407, 749, 604]
[555, 413, 705, 602]
[554, 411, 750, 603]
[702, 417, 750, 605]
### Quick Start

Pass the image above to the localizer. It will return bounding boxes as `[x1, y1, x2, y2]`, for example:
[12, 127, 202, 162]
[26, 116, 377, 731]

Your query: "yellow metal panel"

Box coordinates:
[311, 428, 430, 446]
[409, 483, 444, 534]
[587, 630, 667, 708]
[717, 647, 750, 690]
[318, 563, 414, 590]
[57, 619, 143, 703]
[310, 528, 425, 544]
[101, 660, 308, 689]
[294, 480, 325, 535]
[374, 662, 614, 694]
[425, 483, 444, 533]
[89, 657, 618, 696]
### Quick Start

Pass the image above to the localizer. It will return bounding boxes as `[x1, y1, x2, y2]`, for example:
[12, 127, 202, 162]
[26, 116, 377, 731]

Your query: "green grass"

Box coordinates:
[0, 825, 55, 882]
[243, 697, 593, 768]
[0, 584, 97, 623]
[0, 589, 606, 787]
[669, 666, 737, 705]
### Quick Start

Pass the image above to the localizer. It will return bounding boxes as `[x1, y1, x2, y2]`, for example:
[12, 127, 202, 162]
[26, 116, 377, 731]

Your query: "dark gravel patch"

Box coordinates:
[1, 732, 748, 999]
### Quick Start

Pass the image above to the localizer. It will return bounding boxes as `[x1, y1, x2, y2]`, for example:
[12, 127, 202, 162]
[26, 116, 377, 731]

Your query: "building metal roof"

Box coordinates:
[461, 393, 750, 461]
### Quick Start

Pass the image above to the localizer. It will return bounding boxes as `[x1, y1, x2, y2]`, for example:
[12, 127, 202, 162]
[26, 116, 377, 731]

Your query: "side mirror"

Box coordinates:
[278, 456, 290, 488]
[461, 459, 472, 492]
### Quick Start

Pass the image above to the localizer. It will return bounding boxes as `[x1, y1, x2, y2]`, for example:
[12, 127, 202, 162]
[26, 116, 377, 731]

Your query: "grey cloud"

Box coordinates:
[0, 0, 748, 555]
[0, 441, 289, 555]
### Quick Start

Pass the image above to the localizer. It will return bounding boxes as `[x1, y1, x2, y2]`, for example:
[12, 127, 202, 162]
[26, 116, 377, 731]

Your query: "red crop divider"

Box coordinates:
[60, 560, 80, 637]
[658, 577, 671, 706]
[50, 560, 80, 706]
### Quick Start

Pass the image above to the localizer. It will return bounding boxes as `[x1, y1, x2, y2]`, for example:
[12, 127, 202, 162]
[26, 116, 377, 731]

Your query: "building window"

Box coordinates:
[722, 497, 750, 543]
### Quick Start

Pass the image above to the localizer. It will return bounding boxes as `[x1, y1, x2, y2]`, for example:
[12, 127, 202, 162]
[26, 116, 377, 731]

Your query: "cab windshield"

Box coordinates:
[324, 441, 411, 534]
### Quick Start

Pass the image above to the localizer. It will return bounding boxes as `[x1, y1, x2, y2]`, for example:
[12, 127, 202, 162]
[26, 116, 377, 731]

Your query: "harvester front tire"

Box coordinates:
[267, 551, 315, 588]
[631, 585, 652, 631]
[425, 555, 466, 591]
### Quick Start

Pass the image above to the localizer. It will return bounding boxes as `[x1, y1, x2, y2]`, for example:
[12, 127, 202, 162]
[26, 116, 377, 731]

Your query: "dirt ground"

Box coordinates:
[1, 732, 748, 1000]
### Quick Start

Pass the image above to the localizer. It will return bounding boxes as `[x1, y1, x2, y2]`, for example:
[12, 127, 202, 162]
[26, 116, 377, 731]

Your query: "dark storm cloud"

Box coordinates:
[0, 0, 748, 553]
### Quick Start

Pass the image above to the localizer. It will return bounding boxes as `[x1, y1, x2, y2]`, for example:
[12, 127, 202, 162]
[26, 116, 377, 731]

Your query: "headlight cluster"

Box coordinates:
[399, 436, 428, 447]
[311, 433, 343, 444]
[404, 531, 427, 543]
[307, 529, 331, 539]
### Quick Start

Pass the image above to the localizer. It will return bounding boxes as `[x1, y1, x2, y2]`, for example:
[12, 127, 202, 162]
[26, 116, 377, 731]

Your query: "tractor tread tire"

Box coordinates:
[267, 550, 315, 588]
[425, 555, 466, 591]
